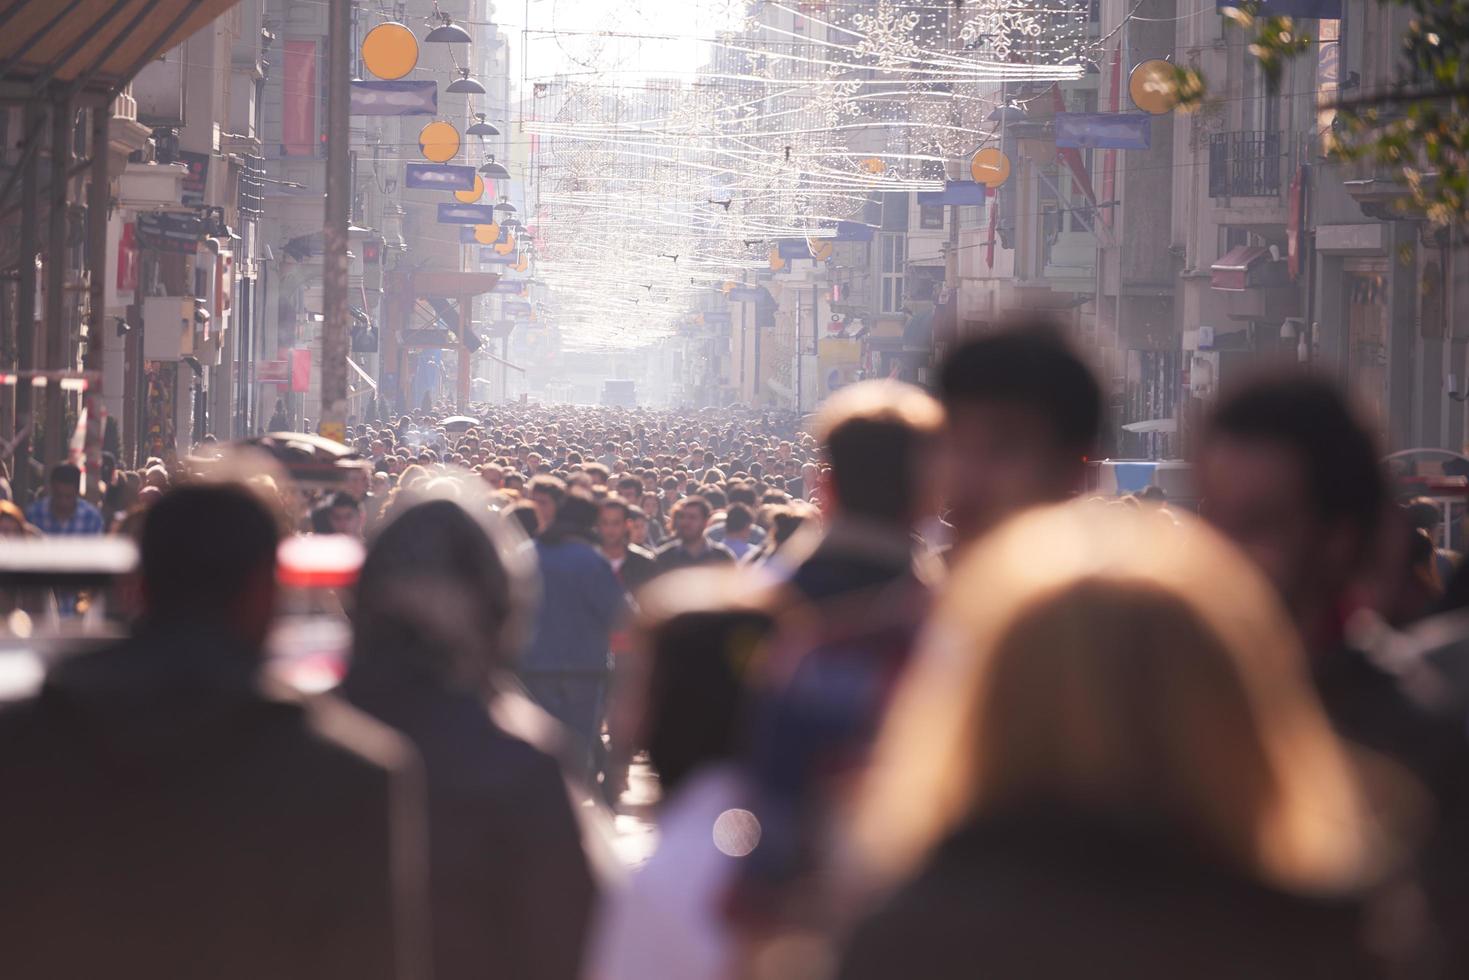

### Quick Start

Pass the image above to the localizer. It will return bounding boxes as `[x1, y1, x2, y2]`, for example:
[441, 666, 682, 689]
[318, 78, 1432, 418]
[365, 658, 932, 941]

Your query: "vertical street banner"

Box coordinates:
[282, 39, 319, 157]
[178, 151, 209, 207]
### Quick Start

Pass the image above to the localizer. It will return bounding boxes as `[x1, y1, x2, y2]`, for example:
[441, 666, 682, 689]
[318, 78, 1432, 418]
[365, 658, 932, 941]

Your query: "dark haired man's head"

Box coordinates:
[641, 601, 775, 794]
[725, 503, 753, 535]
[672, 495, 712, 546]
[815, 380, 942, 529]
[616, 475, 644, 500]
[1199, 373, 1384, 645]
[703, 486, 728, 512]
[48, 463, 82, 518]
[938, 323, 1102, 545]
[597, 498, 632, 552]
[326, 492, 363, 538]
[527, 474, 567, 534]
[140, 485, 282, 651]
[544, 490, 600, 545]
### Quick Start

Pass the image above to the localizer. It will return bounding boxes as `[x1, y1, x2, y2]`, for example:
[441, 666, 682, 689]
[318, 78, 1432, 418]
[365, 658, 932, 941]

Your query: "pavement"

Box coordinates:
[607, 757, 660, 868]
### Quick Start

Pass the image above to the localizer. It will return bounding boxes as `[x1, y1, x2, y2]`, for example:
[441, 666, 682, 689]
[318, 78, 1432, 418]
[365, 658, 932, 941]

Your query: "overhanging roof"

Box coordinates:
[0, 0, 241, 94]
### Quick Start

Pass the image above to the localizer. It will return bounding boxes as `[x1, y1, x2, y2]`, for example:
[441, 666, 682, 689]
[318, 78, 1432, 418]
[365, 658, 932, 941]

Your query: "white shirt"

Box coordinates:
[586, 766, 751, 980]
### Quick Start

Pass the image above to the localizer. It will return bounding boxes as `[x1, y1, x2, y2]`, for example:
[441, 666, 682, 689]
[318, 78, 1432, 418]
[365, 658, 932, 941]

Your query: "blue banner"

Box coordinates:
[1216, 0, 1339, 17]
[701, 311, 732, 327]
[916, 181, 987, 206]
[777, 239, 814, 260]
[405, 163, 477, 191]
[1055, 113, 1152, 150]
[460, 225, 511, 243]
[832, 220, 875, 242]
[504, 301, 533, 318]
[727, 286, 765, 303]
[491, 280, 525, 294]
[479, 248, 515, 264]
[438, 203, 500, 224]
[351, 80, 438, 116]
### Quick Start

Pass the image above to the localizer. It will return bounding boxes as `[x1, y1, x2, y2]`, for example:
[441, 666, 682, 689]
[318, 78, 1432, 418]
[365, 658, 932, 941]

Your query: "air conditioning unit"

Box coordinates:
[118, 163, 190, 211]
[142, 296, 193, 360]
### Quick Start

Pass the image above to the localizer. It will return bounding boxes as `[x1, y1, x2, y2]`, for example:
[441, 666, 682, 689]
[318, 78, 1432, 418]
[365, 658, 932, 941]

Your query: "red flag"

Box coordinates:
[1052, 85, 1097, 207]
[985, 198, 999, 270]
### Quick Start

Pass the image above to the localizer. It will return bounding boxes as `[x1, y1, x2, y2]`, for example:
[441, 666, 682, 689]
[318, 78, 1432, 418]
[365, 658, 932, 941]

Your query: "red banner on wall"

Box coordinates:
[282, 39, 319, 157]
[290, 347, 313, 393]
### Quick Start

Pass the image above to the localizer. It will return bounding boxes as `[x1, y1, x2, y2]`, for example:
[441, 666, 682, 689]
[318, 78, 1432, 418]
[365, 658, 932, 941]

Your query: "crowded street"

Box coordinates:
[5, 0, 1469, 978]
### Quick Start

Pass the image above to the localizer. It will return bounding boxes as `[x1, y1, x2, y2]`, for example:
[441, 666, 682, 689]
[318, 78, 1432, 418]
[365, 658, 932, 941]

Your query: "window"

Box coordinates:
[919, 204, 945, 230]
[881, 233, 905, 313]
[881, 192, 909, 231]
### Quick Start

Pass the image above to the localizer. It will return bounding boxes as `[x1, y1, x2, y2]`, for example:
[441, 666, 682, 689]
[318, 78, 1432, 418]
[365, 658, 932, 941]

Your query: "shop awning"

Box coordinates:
[0, 0, 243, 93]
[1210, 245, 1271, 292]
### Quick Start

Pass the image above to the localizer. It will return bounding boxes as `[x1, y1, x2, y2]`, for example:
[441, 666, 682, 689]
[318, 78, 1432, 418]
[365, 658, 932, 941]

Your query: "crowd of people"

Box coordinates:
[3, 318, 1469, 978]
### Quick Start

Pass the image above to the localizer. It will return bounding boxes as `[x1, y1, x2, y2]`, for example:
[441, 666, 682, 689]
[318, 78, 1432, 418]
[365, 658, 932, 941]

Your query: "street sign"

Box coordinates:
[406, 163, 477, 190]
[1055, 113, 1152, 150]
[438, 203, 499, 224]
[351, 80, 437, 116]
[916, 180, 987, 206]
[1129, 60, 1178, 115]
[970, 147, 1012, 188]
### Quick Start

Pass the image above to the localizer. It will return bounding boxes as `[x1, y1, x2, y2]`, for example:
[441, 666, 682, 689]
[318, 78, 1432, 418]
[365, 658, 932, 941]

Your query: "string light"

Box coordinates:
[521, 0, 1095, 348]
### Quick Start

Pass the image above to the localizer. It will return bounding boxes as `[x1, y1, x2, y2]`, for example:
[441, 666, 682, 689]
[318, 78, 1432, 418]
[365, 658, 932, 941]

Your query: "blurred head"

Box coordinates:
[630, 569, 776, 795]
[528, 474, 567, 533]
[627, 506, 651, 547]
[725, 503, 754, 537]
[139, 485, 282, 651]
[938, 324, 1102, 546]
[341, 464, 370, 500]
[1199, 374, 1384, 643]
[0, 500, 30, 537]
[672, 496, 712, 545]
[348, 498, 533, 694]
[327, 492, 364, 538]
[814, 380, 943, 530]
[48, 464, 81, 514]
[856, 503, 1379, 896]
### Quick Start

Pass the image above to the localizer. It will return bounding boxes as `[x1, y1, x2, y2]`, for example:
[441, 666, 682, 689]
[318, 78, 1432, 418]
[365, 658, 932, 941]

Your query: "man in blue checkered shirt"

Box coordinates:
[26, 463, 106, 537]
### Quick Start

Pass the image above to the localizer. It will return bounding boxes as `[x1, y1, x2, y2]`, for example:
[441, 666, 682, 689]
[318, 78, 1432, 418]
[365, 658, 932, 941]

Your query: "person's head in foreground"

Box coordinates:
[813, 380, 943, 534]
[346, 496, 533, 696]
[853, 502, 1383, 899]
[1198, 373, 1384, 653]
[937, 323, 1102, 548]
[627, 567, 776, 797]
[138, 484, 283, 652]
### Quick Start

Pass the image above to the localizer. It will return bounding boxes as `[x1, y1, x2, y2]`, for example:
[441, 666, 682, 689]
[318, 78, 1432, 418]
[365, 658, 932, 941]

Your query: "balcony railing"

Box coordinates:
[112, 83, 138, 123]
[1208, 131, 1282, 198]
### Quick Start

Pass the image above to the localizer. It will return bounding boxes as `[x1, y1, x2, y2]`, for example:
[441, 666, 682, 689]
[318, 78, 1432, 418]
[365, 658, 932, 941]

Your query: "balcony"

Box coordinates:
[1208, 131, 1282, 198]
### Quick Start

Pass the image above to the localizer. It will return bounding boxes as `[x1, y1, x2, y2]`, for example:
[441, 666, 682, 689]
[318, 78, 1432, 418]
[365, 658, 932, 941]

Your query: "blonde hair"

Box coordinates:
[852, 502, 1382, 895]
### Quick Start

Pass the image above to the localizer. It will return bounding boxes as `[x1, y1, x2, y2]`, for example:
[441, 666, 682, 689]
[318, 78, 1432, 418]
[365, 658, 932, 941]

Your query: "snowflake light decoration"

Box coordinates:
[851, 0, 923, 71]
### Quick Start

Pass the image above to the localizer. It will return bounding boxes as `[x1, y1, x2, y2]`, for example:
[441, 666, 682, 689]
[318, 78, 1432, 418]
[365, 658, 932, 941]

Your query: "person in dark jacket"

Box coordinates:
[1199, 374, 1469, 975]
[837, 504, 1391, 980]
[341, 495, 597, 980]
[653, 496, 735, 573]
[0, 484, 430, 980]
